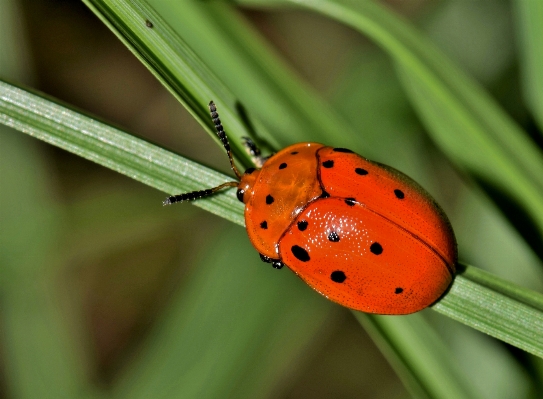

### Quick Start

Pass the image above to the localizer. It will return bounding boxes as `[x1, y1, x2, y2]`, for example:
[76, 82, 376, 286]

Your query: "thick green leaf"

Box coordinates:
[514, 0, 543, 132]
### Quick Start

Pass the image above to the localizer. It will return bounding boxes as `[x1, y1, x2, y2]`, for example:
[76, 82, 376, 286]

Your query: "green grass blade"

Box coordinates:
[0, 79, 244, 226]
[82, 0, 254, 167]
[145, 1, 360, 150]
[434, 264, 543, 358]
[356, 313, 481, 399]
[514, 0, 543, 132]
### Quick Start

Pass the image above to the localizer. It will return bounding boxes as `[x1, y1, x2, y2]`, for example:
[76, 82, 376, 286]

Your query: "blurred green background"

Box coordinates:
[1, 0, 543, 398]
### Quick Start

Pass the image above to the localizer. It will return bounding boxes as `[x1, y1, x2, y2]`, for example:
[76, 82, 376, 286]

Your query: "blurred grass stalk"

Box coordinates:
[0, 1, 91, 398]
[514, 0, 543, 133]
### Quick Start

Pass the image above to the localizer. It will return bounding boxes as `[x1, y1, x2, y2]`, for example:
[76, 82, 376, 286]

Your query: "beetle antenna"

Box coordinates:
[209, 101, 242, 180]
[163, 181, 238, 206]
[163, 101, 243, 207]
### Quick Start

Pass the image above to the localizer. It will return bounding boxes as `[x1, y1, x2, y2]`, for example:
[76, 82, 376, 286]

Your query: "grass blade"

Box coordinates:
[145, 1, 360, 150]
[514, 0, 543, 132]
[82, 0, 255, 167]
[0, 79, 244, 226]
[434, 264, 543, 358]
[84, 0, 363, 154]
[356, 312, 481, 399]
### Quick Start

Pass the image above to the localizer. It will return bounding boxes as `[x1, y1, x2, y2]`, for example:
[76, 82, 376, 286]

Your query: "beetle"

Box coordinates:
[164, 101, 456, 314]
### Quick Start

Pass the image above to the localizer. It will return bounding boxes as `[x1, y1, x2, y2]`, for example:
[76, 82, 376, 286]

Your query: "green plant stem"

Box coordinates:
[514, 0, 543, 133]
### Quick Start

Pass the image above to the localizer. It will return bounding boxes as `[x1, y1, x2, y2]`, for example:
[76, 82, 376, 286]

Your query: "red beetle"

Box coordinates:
[164, 102, 456, 314]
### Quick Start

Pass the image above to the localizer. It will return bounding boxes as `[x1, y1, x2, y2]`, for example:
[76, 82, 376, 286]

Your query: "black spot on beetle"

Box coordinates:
[355, 168, 368, 175]
[323, 160, 334, 168]
[370, 242, 383, 255]
[331, 271, 346, 283]
[333, 148, 354, 153]
[236, 189, 245, 202]
[328, 232, 340, 242]
[279, 163, 287, 169]
[395, 287, 404, 294]
[291, 245, 310, 262]
[245, 167, 256, 174]
[291, 151, 299, 155]
[260, 221, 268, 229]
[266, 194, 274, 204]
[394, 189, 405, 199]
[297, 220, 308, 231]
[345, 197, 356, 206]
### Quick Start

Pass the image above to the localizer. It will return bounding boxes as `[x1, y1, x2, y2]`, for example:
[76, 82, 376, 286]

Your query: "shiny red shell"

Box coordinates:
[238, 143, 456, 315]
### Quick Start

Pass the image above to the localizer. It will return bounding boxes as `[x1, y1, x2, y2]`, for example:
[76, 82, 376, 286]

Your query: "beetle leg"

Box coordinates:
[259, 253, 284, 270]
[242, 137, 273, 168]
[272, 260, 284, 269]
